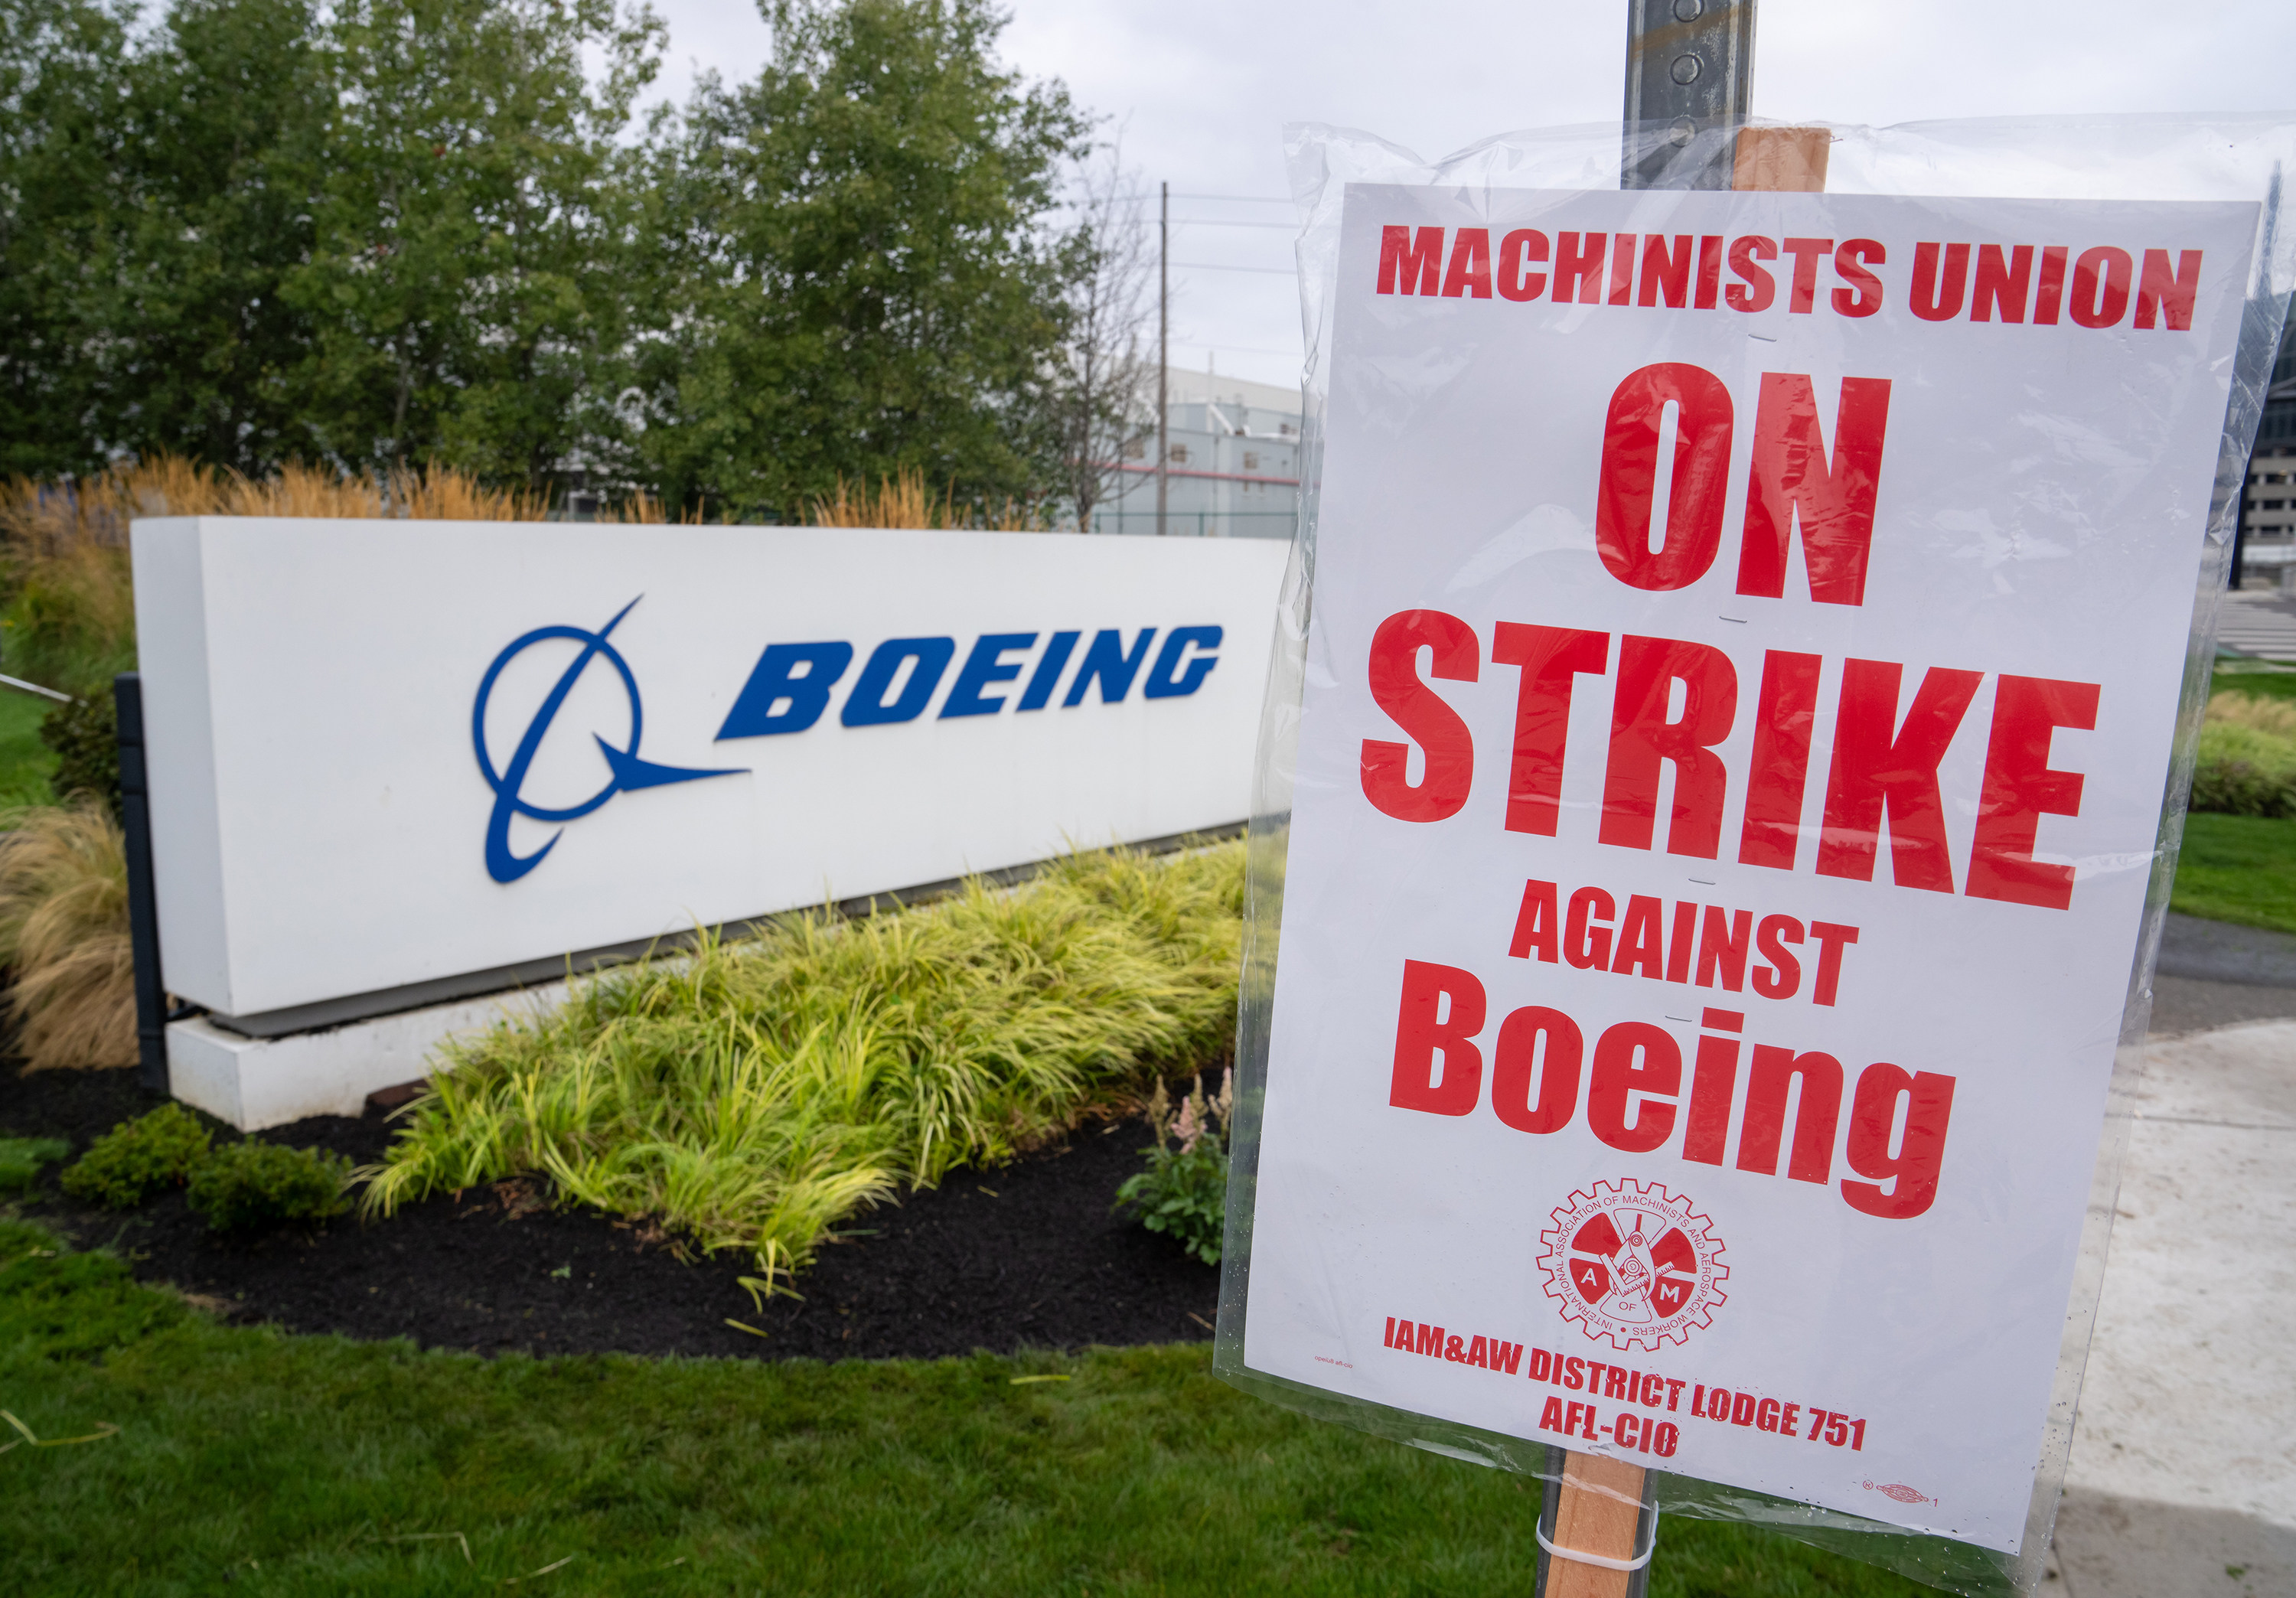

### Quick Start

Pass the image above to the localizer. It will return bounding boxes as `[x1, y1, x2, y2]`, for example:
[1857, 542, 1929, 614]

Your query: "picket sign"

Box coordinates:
[1220, 21, 2280, 1598]
[1534, 117, 1833, 1598]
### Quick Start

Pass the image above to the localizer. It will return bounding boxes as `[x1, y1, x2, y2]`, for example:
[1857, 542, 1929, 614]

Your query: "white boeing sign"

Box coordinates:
[132, 520, 1287, 1042]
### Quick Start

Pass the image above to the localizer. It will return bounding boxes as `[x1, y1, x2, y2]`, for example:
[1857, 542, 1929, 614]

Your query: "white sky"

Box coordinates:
[644, 0, 2294, 389]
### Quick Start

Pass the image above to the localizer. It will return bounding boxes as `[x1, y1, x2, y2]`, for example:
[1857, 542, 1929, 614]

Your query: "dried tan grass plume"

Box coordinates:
[0, 800, 135, 1070]
[2206, 689, 2296, 739]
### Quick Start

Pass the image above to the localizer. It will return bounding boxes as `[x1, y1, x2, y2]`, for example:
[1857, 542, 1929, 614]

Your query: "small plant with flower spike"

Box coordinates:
[1114, 1069, 1233, 1265]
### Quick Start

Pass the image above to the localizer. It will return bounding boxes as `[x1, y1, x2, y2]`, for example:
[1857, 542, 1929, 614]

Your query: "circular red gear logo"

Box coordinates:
[1537, 1179, 1727, 1352]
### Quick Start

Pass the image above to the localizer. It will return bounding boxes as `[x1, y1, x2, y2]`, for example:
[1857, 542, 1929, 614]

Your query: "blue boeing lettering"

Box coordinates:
[843, 637, 957, 727]
[716, 641, 853, 739]
[1143, 626, 1222, 699]
[711, 622, 1225, 744]
[1017, 630, 1082, 711]
[1064, 628, 1159, 706]
[941, 633, 1039, 718]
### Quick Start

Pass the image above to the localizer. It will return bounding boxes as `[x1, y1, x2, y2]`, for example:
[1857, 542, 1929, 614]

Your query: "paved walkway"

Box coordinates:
[2214, 590, 2296, 662]
[2047, 1001, 2296, 1596]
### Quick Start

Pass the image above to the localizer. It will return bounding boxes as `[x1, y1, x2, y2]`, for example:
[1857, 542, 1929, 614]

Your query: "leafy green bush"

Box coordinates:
[0, 1136, 70, 1193]
[187, 1140, 352, 1233]
[369, 842, 1246, 1285]
[1116, 1072, 1232, 1267]
[39, 693, 120, 819]
[2190, 697, 2296, 817]
[60, 1102, 211, 1208]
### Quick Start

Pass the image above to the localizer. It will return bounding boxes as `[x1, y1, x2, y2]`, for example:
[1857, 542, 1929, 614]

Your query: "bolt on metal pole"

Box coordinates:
[1158, 180, 1170, 538]
[1622, 0, 1757, 191]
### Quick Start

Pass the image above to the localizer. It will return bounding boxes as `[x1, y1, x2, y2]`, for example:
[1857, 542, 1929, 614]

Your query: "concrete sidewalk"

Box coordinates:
[2048, 1009, 2296, 1597]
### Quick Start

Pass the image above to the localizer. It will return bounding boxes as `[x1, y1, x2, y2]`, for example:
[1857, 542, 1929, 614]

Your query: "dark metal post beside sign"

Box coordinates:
[115, 672, 168, 1094]
[1622, 0, 1758, 191]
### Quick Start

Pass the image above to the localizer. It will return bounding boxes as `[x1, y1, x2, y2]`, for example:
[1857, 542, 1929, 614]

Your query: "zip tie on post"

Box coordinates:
[1536, 1506, 1659, 1574]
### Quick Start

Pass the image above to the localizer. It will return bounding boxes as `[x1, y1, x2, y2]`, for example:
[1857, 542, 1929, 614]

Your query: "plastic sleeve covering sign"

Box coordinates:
[1222, 170, 2274, 1578]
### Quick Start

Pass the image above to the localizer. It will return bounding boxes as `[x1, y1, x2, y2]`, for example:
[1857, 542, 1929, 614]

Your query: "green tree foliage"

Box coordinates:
[107, 0, 328, 474]
[281, 0, 661, 478]
[0, 0, 135, 476]
[634, 0, 1090, 519]
[0, 0, 1096, 509]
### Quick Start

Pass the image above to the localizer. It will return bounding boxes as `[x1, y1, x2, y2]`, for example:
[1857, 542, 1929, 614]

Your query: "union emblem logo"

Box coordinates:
[1537, 1179, 1727, 1352]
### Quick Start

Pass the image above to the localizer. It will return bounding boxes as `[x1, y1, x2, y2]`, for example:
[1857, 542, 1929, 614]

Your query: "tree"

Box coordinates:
[0, 0, 135, 477]
[103, 0, 327, 475]
[279, 0, 662, 481]
[636, 0, 1090, 521]
[1049, 142, 1154, 532]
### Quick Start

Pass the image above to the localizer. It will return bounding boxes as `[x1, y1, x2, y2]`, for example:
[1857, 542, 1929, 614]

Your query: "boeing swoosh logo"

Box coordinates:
[472, 596, 742, 884]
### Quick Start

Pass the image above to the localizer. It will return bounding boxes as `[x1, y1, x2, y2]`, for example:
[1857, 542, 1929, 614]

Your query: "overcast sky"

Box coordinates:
[644, 0, 2293, 389]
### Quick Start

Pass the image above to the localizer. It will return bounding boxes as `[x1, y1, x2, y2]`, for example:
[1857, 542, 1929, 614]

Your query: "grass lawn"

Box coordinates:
[0, 1217, 1932, 1596]
[2169, 810, 2296, 934]
[2209, 660, 2296, 702]
[0, 686, 54, 807]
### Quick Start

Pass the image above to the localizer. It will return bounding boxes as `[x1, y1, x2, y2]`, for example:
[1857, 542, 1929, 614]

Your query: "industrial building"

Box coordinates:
[1091, 367, 1301, 539]
[2239, 321, 2296, 585]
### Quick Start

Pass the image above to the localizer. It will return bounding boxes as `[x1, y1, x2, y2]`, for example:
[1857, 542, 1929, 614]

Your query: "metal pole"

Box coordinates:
[1621, 0, 1758, 191]
[1158, 180, 1169, 538]
[2231, 468, 2249, 590]
[115, 672, 168, 1095]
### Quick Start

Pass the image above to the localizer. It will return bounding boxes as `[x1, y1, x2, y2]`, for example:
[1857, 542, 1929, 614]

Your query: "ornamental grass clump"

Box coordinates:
[365, 841, 1246, 1285]
[0, 800, 136, 1070]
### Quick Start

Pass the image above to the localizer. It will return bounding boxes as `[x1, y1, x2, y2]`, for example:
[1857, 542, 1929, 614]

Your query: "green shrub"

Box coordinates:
[39, 692, 119, 819]
[1116, 1072, 1232, 1267]
[187, 1140, 352, 1233]
[369, 841, 1246, 1285]
[2189, 697, 2296, 818]
[0, 1136, 70, 1192]
[60, 1102, 211, 1208]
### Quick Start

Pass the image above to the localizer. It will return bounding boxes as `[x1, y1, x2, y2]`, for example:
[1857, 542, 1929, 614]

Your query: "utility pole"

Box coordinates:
[1157, 180, 1169, 537]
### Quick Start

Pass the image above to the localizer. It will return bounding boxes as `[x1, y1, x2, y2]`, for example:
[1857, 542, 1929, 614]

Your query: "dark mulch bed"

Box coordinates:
[1, 1063, 1219, 1362]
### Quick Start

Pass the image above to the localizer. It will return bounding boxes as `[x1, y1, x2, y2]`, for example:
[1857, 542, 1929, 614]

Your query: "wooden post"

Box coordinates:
[1535, 123, 1841, 1596]
[1537, 118, 1834, 1598]
[1541, 1450, 1652, 1597]
[1733, 124, 1831, 192]
[1534, 5, 1833, 1590]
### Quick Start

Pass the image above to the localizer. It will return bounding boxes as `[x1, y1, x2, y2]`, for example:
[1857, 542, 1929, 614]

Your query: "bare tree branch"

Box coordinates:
[1052, 137, 1155, 530]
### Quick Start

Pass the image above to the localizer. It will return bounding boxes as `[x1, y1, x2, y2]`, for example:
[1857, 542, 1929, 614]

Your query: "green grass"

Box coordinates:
[0, 688, 55, 807]
[0, 1215, 1930, 1596]
[2171, 811, 2296, 934]
[369, 843, 1246, 1286]
[2209, 662, 2296, 701]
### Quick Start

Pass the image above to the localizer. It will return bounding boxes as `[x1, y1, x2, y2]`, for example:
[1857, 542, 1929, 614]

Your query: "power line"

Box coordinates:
[1167, 340, 1305, 358]
[1172, 262, 1295, 276]
[1169, 218, 1297, 230]
[1105, 191, 1290, 204]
